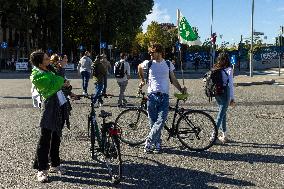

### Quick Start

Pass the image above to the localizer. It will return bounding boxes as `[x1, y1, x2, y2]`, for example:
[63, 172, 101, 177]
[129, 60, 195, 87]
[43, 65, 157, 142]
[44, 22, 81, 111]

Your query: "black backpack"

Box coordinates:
[203, 69, 228, 101]
[114, 61, 125, 78]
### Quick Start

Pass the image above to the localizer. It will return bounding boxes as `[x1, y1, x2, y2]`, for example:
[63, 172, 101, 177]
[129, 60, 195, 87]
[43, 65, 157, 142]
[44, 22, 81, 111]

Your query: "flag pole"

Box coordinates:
[177, 9, 185, 86]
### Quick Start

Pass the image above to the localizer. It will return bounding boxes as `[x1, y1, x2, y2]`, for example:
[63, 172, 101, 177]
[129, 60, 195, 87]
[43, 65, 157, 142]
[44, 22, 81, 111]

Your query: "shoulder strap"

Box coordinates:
[222, 69, 229, 86]
[166, 60, 172, 83]
[146, 60, 152, 84]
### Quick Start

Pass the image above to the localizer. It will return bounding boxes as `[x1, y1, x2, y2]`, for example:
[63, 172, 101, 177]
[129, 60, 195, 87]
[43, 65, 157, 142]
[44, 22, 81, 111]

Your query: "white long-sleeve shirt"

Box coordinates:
[222, 67, 234, 100]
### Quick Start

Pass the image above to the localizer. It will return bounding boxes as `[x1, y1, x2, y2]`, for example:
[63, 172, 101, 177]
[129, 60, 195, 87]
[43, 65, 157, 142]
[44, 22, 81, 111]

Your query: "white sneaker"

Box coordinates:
[153, 143, 161, 153]
[49, 166, 66, 174]
[144, 141, 153, 153]
[37, 170, 48, 183]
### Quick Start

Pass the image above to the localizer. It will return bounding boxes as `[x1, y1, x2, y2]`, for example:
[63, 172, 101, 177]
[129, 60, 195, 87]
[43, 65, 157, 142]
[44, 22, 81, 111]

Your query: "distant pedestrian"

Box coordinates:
[77, 51, 92, 95]
[100, 54, 111, 97]
[92, 55, 108, 105]
[194, 54, 200, 71]
[114, 52, 130, 107]
[30, 50, 70, 183]
[213, 52, 235, 144]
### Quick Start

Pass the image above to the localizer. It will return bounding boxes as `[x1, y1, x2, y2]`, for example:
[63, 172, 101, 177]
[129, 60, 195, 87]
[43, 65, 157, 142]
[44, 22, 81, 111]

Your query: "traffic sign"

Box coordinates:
[230, 55, 237, 65]
[79, 45, 84, 51]
[100, 42, 107, 49]
[1, 42, 8, 49]
[253, 32, 264, 35]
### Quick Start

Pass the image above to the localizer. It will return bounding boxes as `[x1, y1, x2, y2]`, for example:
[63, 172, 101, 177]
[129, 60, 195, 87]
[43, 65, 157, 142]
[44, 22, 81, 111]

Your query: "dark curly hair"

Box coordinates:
[30, 50, 45, 68]
[214, 51, 230, 70]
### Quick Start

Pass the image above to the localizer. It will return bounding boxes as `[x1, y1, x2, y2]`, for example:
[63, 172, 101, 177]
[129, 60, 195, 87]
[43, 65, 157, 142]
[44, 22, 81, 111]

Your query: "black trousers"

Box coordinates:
[33, 127, 61, 171]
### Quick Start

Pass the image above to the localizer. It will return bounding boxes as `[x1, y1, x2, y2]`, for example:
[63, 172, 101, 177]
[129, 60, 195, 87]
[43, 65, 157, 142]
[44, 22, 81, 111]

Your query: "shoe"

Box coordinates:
[122, 99, 128, 104]
[153, 143, 161, 153]
[37, 170, 48, 183]
[117, 104, 124, 108]
[82, 91, 88, 96]
[218, 136, 229, 144]
[49, 166, 66, 174]
[144, 141, 153, 153]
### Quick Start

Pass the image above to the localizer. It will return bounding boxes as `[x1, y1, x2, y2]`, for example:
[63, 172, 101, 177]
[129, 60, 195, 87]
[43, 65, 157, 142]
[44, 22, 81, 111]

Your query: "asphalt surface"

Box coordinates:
[0, 71, 283, 189]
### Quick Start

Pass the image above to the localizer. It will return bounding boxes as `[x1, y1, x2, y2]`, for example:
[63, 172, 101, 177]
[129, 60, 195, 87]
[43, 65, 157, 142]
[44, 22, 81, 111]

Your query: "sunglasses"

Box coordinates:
[149, 51, 157, 55]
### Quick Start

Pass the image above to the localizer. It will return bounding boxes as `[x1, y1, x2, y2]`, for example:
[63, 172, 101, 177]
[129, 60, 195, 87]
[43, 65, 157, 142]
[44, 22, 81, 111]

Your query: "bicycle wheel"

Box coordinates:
[115, 108, 149, 146]
[104, 134, 122, 184]
[177, 110, 217, 151]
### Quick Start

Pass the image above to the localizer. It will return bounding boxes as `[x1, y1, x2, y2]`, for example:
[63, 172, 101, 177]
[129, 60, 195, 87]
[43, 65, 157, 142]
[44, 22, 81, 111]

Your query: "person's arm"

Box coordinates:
[169, 71, 186, 93]
[126, 62, 131, 79]
[138, 63, 145, 87]
[227, 68, 235, 106]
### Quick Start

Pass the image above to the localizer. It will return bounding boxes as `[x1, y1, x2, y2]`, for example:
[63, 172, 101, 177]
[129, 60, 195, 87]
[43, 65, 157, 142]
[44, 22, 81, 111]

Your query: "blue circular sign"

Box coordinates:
[47, 48, 53, 54]
[1, 42, 8, 49]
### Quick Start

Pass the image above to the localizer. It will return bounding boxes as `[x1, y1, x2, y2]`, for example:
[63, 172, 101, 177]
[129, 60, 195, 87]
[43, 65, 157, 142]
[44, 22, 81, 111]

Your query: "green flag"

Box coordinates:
[178, 12, 201, 46]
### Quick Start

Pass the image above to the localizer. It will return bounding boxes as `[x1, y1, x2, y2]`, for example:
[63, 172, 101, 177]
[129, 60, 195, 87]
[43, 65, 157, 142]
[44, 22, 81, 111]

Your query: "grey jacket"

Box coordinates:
[78, 56, 92, 73]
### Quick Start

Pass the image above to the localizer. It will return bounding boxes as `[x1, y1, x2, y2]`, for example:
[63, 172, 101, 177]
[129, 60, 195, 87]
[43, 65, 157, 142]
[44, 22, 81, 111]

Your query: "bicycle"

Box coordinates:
[80, 94, 122, 184]
[115, 93, 218, 152]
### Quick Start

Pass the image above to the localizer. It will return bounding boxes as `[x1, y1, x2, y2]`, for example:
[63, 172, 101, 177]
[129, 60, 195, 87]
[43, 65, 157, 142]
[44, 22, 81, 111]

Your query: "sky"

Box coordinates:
[142, 0, 284, 45]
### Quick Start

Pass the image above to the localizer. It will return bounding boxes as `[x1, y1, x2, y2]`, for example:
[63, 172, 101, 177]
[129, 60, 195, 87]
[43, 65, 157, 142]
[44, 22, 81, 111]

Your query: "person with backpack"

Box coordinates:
[138, 43, 187, 153]
[92, 55, 108, 105]
[208, 52, 235, 144]
[77, 51, 92, 95]
[114, 52, 130, 107]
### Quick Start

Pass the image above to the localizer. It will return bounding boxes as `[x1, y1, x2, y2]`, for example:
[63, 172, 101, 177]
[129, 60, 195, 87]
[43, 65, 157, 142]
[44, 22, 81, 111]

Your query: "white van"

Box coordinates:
[16, 58, 29, 71]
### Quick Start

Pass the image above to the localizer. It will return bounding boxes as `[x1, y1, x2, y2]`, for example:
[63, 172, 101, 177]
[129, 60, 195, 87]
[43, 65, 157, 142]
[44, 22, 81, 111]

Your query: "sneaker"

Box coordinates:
[153, 143, 161, 153]
[122, 99, 128, 104]
[82, 91, 88, 96]
[144, 141, 153, 153]
[218, 136, 229, 144]
[117, 104, 125, 108]
[37, 170, 48, 183]
[49, 166, 66, 174]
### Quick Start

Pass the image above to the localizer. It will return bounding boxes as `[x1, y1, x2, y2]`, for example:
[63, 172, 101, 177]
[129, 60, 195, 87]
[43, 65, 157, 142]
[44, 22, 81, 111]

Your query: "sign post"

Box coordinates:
[230, 55, 237, 77]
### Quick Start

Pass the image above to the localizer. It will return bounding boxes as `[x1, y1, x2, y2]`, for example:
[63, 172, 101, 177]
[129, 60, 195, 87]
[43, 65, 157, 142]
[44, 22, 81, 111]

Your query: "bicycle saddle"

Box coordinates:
[99, 110, 112, 118]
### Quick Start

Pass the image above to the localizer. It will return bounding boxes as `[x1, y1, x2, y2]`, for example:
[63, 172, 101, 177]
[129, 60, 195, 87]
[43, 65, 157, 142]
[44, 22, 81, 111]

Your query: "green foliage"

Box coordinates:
[1, 0, 154, 55]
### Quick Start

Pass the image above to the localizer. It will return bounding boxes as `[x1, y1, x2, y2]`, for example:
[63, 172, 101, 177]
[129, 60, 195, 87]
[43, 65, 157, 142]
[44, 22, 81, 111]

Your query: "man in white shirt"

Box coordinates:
[138, 43, 186, 153]
[77, 51, 92, 95]
[114, 53, 130, 107]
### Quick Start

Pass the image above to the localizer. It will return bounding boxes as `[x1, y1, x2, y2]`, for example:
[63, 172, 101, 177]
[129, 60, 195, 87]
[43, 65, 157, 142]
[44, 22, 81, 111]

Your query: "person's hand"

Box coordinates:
[140, 80, 145, 88]
[70, 93, 79, 100]
[229, 99, 236, 107]
[64, 80, 70, 87]
[180, 87, 187, 94]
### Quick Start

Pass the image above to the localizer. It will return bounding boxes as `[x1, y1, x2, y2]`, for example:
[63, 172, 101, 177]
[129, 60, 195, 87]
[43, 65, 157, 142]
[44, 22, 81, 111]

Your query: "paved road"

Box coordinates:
[0, 72, 283, 188]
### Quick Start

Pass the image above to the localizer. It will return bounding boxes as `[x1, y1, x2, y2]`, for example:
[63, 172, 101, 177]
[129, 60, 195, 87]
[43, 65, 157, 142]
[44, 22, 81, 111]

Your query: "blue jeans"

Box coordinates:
[147, 93, 169, 145]
[81, 71, 90, 93]
[93, 83, 104, 104]
[215, 86, 230, 133]
[102, 75, 107, 94]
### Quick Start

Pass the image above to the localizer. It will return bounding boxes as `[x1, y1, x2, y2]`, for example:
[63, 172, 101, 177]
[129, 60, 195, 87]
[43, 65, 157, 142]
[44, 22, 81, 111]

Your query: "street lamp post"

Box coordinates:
[60, 0, 63, 54]
[279, 26, 283, 76]
[249, 0, 254, 77]
[210, 0, 214, 68]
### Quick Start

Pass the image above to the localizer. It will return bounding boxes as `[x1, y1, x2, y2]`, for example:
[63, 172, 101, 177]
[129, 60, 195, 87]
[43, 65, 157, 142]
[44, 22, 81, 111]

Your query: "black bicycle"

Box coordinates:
[81, 95, 122, 184]
[115, 93, 217, 152]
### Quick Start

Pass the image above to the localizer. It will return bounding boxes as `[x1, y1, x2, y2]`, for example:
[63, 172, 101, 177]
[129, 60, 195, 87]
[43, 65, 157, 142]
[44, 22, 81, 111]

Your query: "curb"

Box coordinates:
[235, 79, 275, 86]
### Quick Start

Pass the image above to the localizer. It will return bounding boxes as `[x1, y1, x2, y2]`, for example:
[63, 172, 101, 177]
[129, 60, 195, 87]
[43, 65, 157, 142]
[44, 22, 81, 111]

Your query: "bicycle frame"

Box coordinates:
[164, 99, 186, 139]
